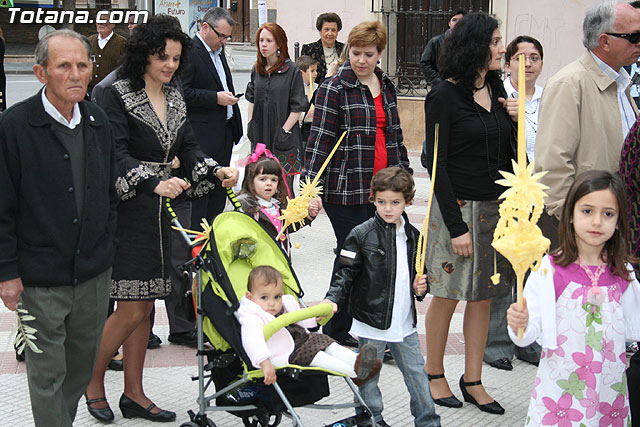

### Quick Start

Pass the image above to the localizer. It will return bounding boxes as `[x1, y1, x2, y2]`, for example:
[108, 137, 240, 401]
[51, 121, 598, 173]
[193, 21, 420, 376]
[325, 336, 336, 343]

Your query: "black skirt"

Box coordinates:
[110, 191, 172, 300]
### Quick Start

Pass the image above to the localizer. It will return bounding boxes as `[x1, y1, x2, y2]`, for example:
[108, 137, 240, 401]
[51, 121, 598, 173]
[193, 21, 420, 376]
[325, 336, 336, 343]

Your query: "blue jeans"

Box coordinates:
[357, 333, 441, 427]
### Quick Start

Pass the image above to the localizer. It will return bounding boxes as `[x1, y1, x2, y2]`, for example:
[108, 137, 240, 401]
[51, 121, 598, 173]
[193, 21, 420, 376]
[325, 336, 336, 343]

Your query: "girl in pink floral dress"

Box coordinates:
[507, 170, 640, 426]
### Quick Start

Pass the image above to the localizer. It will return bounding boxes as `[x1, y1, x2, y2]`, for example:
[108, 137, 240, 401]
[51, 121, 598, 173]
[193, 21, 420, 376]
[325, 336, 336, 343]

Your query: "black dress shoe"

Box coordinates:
[168, 331, 197, 348]
[119, 394, 176, 422]
[108, 357, 124, 371]
[85, 393, 114, 422]
[516, 356, 539, 367]
[488, 357, 513, 371]
[426, 373, 463, 408]
[459, 375, 505, 415]
[147, 333, 162, 349]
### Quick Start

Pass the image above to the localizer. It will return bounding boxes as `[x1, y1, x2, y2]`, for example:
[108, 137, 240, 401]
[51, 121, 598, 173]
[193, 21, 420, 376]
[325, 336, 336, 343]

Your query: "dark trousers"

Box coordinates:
[485, 211, 559, 365]
[629, 344, 640, 426]
[22, 269, 111, 426]
[301, 121, 311, 162]
[150, 197, 195, 335]
[191, 121, 235, 227]
[538, 211, 560, 253]
[322, 202, 376, 341]
[165, 197, 195, 333]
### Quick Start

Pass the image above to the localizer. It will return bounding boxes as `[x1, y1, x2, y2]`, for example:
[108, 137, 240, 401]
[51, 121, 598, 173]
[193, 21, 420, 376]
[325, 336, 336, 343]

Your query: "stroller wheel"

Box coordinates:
[180, 417, 217, 427]
[267, 413, 282, 426]
[242, 412, 282, 427]
[242, 417, 259, 427]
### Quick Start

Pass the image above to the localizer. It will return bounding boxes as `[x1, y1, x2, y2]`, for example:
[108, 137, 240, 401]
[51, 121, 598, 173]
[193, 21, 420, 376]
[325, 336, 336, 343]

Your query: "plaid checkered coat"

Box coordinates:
[304, 61, 410, 206]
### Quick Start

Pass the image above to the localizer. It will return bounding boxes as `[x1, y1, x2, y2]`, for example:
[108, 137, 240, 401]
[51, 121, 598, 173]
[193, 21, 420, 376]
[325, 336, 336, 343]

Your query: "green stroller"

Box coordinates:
[167, 192, 375, 427]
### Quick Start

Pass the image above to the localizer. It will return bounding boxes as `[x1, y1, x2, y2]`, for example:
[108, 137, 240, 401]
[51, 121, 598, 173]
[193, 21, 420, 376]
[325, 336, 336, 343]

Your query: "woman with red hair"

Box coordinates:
[246, 23, 308, 187]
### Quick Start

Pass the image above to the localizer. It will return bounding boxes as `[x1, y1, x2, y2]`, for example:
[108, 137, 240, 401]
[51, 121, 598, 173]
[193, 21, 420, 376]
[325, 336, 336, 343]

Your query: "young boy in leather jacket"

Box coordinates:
[321, 167, 441, 427]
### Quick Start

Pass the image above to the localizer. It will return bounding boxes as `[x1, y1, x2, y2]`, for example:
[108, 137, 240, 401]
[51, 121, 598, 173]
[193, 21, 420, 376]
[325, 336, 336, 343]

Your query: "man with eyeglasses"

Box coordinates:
[534, 0, 640, 251]
[183, 7, 242, 225]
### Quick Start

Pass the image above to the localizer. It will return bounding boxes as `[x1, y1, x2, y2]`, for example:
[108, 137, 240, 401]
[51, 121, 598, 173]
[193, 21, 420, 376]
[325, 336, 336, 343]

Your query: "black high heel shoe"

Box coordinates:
[119, 394, 176, 422]
[427, 373, 463, 408]
[85, 393, 114, 422]
[459, 374, 505, 415]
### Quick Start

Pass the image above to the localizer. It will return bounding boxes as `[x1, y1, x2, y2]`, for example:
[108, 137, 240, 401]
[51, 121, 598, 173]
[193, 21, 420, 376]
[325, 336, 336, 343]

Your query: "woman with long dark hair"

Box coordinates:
[423, 13, 514, 415]
[83, 15, 237, 423]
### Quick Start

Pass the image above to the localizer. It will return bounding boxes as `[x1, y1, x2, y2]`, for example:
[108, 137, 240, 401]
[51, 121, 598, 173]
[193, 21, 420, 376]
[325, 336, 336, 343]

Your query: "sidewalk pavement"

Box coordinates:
[0, 151, 538, 426]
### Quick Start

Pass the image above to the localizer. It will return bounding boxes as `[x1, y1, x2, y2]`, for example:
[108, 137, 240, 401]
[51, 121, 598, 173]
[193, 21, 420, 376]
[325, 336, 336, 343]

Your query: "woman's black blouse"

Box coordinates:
[424, 81, 515, 238]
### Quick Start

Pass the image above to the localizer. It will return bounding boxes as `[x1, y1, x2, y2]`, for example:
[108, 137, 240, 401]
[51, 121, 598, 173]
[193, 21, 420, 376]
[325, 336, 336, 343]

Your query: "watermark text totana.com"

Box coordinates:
[7, 8, 149, 25]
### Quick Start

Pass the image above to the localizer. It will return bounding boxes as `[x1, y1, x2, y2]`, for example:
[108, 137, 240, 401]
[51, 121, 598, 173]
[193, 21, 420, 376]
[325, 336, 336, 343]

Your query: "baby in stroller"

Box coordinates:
[239, 266, 382, 386]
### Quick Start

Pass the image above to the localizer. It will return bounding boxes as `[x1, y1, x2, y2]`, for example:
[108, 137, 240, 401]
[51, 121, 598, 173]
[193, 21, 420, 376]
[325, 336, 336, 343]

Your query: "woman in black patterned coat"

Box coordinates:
[301, 13, 345, 84]
[84, 16, 238, 422]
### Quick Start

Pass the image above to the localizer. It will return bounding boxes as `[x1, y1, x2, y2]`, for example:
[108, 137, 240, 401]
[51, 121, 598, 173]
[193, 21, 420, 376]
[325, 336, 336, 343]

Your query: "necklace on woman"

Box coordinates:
[473, 85, 502, 180]
[324, 46, 338, 65]
[577, 256, 606, 306]
[473, 79, 487, 92]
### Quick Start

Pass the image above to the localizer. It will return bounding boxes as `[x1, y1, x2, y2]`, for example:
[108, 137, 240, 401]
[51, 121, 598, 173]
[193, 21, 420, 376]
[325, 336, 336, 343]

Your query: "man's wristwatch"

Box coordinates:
[283, 128, 292, 135]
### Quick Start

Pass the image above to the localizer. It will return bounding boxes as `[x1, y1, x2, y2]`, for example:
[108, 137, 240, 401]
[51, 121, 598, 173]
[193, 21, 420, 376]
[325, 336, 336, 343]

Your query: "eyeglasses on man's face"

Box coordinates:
[206, 22, 232, 41]
[606, 32, 640, 44]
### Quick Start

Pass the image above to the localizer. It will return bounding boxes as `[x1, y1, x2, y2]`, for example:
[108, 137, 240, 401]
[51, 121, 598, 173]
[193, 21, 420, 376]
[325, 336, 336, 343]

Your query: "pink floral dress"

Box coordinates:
[525, 259, 633, 427]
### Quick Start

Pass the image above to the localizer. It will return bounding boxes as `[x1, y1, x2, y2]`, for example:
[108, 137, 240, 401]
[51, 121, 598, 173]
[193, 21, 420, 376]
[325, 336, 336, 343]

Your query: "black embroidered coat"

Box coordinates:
[102, 78, 220, 300]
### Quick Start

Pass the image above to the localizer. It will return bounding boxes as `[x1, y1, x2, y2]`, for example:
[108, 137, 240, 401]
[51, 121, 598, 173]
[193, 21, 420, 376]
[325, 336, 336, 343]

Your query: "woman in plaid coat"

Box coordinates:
[304, 21, 410, 346]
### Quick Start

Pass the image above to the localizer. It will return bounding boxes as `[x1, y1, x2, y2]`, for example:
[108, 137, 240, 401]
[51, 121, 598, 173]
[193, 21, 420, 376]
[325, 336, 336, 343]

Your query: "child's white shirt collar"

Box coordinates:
[257, 196, 278, 207]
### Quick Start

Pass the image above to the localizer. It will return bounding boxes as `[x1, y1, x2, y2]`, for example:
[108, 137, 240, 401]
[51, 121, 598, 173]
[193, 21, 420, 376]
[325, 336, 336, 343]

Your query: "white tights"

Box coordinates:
[309, 342, 358, 377]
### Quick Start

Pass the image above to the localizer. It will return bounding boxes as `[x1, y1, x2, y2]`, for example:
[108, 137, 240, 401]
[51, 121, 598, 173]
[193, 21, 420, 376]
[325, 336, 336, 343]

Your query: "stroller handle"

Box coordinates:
[162, 197, 193, 244]
[263, 303, 334, 342]
[162, 186, 244, 248]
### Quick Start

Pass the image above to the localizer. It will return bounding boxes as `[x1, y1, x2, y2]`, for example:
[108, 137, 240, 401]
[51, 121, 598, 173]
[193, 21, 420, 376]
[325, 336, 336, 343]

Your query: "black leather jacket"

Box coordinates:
[419, 30, 448, 85]
[326, 212, 425, 330]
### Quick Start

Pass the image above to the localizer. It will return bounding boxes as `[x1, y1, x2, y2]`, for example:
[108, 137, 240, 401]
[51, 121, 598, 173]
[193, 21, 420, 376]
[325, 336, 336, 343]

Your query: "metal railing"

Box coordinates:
[374, 0, 493, 96]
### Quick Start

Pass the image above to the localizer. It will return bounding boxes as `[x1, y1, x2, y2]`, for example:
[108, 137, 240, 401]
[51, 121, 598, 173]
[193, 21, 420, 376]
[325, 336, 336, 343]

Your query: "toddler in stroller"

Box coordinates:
[175, 197, 378, 427]
[239, 266, 382, 386]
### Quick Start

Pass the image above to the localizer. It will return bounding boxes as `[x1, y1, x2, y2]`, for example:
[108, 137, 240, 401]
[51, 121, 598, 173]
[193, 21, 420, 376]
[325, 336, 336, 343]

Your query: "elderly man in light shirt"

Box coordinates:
[534, 0, 640, 250]
[0, 30, 117, 426]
